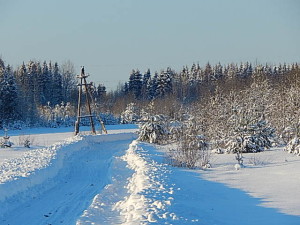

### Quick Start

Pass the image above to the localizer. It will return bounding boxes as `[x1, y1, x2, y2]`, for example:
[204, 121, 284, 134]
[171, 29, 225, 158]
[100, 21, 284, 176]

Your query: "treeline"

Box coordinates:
[118, 61, 300, 149]
[0, 58, 106, 128]
[121, 62, 298, 102]
[111, 62, 299, 115]
[1, 54, 300, 145]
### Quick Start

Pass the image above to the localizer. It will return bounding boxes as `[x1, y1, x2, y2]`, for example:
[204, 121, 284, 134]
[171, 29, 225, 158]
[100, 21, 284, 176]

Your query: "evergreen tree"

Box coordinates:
[52, 62, 63, 105]
[96, 84, 106, 100]
[0, 65, 20, 126]
[34, 61, 45, 105]
[213, 62, 223, 80]
[146, 73, 158, 100]
[123, 82, 129, 95]
[204, 62, 212, 82]
[128, 69, 142, 99]
[128, 69, 136, 93]
[61, 61, 77, 103]
[156, 69, 172, 98]
[141, 69, 151, 99]
[42, 61, 52, 104]
[15, 62, 28, 120]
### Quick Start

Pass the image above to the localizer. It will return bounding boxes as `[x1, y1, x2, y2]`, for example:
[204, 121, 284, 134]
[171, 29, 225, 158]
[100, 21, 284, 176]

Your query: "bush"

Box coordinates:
[226, 119, 275, 153]
[168, 134, 210, 169]
[168, 118, 211, 169]
[18, 135, 34, 148]
[120, 103, 140, 124]
[138, 115, 168, 144]
[285, 137, 300, 156]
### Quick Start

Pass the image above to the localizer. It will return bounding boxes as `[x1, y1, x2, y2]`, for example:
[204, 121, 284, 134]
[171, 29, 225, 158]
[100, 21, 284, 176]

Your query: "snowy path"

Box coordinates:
[80, 142, 300, 225]
[0, 125, 137, 164]
[78, 140, 179, 225]
[0, 133, 136, 225]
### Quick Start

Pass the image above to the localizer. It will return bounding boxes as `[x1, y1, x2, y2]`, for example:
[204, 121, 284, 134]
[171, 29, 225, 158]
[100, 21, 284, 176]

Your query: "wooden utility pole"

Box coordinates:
[74, 67, 96, 135]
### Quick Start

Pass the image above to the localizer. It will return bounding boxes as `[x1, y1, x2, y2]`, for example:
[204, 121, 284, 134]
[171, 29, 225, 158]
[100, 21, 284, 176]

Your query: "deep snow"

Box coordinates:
[0, 125, 300, 224]
[201, 147, 300, 216]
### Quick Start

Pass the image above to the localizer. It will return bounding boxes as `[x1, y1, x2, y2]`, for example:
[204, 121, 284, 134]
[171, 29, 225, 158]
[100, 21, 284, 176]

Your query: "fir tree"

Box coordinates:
[42, 61, 52, 104]
[52, 62, 63, 105]
[0, 66, 20, 126]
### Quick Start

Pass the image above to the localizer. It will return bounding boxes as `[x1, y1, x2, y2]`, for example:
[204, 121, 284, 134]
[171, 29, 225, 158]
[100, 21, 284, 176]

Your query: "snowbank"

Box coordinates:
[78, 141, 179, 224]
[114, 141, 177, 224]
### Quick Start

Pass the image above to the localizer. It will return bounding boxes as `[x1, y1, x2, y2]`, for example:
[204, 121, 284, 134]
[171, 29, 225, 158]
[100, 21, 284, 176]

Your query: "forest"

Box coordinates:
[1, 57, 300, 158]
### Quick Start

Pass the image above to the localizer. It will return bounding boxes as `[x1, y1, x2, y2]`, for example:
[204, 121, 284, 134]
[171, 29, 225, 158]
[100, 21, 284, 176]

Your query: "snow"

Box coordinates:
[0, 124, 137, 164]
[0, 126, 138, 224]
[200, 148, 300, 216]
[0, 125, 300, 224]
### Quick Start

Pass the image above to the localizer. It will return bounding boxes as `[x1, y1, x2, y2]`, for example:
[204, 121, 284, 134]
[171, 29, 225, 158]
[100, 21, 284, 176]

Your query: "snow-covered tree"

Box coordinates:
[0, 65, 20, 126]
[61, 61, 77, 103]
[0, 128, 13, 148]
[52, 62, 63, 105]
[128, 69, 143, 99]
[41, 61, 52, 104]
[226, 108, 275, 153]
[156, 68, 173, 98]
[39, 102, 75, 127]
[141, 69, 151, 99]
[146, 72, 158, 100]
[120, 103, 140, 124]
[138, 115, 168, 144]
[285, 137, 300, 156]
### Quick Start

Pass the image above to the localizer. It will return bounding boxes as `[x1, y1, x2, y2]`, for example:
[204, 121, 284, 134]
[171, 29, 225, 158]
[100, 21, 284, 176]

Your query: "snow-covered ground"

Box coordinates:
[0, 124, 137, 164]
[200, 147, 300, 216]
[0, 125, 299, 224]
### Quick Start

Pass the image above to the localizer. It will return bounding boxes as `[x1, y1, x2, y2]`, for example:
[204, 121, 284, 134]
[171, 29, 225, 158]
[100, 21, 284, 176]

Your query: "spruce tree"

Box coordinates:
[52, 62, 63, 105]
[0, 66, 20, 126]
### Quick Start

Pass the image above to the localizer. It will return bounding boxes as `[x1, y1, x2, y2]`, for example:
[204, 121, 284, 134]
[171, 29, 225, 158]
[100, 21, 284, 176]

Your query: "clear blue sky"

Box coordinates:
[1, 0, 299, 90]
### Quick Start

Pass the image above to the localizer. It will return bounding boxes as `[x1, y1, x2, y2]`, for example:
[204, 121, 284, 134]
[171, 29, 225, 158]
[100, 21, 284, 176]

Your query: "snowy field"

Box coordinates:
[200, 148, 300, 217]
[0, 125, 299, 225]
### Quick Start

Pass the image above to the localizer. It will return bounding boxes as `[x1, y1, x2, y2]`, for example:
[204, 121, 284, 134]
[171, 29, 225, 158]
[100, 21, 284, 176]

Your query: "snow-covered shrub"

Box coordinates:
[285, 137, 300, 156]
[138, 115, 168, 144]
[139, 108, 150, 123]
[280, 126, 294, 145]
[168, 118, 210, 169]
[235, 152, 243, 165]
[39, 102, 76, 127]
[23, 139, 31, 148]
[18, 135, 34, 148]
[226, 117, 275, 153]
[0, 137, 13, 148]
[248, 155, 270, 166]
[0, 129, 13, 148]
[168, 134, 209, 169]
[120, 103, 140, 124]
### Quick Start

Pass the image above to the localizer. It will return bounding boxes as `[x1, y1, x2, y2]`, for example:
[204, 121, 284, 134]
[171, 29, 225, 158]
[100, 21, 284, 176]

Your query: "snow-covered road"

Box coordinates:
[0, 131, 137, 225]
[3, 140, 134, 225]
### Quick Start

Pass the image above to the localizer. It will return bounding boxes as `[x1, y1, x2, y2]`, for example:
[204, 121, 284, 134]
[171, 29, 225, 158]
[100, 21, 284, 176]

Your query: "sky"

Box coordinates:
[1, 0, 300, 90]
